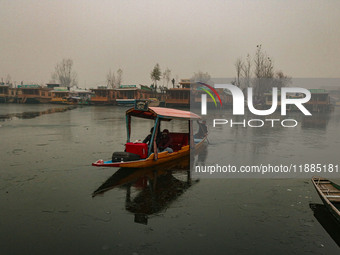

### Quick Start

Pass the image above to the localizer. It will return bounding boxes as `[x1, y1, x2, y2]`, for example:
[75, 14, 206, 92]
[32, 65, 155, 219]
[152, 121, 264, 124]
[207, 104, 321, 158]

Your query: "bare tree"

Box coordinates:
[192, 71, 211, 83]
[5, 74, 12, 85]
[235, 58, 243, 87]
[163, 68, 171, 88]
[116, 68, 123, 88]
[253, 45, 274, 96]
[254, 45, 274, 79]
[106, 70, 116, 88]
[52, 58, 77, 90]
[106, 68, 123, 88]
[242, 54, 252, 88]
[162, 70, 166, 86]
[273, 71, 291, 89]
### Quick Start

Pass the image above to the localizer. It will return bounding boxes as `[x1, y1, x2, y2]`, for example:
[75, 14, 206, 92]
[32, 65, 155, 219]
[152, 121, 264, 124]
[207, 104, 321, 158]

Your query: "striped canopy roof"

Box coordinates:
[126, 107, 201, 120]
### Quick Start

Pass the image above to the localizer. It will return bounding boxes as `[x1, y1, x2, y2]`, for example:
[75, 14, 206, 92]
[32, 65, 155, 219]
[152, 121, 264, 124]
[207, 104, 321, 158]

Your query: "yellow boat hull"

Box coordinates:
[92, 137, 206, 168]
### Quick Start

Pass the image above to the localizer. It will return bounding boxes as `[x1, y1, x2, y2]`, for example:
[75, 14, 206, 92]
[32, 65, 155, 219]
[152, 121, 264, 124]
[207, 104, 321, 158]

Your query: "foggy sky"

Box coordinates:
[1, 0, 339, 88]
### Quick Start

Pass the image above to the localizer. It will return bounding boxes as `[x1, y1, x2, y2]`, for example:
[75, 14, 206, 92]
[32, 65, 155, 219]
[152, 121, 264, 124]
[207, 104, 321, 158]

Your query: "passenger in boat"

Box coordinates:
[143, 127, 154, 145]
[158, 129, 173, 153]
[194, 120, 208, 139]
[143, 127, 160, 151]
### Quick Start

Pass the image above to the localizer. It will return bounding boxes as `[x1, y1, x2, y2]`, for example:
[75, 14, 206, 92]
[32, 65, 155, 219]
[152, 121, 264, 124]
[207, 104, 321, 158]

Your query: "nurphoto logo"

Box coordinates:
[199, 84, 312, 128]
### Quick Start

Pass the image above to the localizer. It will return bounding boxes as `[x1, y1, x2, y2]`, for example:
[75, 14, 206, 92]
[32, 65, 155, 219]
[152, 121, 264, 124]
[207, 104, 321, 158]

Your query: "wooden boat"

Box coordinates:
[92, 156, 190, 196]
[92, 102, 206, 168]
[311, 176, 340, 223]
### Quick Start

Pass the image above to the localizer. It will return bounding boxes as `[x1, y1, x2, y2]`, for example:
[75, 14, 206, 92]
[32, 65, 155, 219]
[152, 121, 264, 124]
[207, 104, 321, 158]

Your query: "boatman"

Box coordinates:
[143, 127, 160, 151]
[143, 127, 154, 145]
[194, 120, 208, 139]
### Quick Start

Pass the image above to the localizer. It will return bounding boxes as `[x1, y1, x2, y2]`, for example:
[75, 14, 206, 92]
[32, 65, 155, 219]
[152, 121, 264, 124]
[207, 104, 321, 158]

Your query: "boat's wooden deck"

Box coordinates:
[316, 179, 340, 203]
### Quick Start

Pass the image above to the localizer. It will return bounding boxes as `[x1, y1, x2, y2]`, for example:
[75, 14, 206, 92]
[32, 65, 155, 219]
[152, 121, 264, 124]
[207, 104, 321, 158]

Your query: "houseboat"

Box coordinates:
[328, 88, 340, 107]
[116, 85, 155, 106]
[90, 86, 116, 105]
[50, 87, 70, 104]
[263, 89, 333, 112]
[7, 87, 17, 103]
[0, 83, 10, 103]
[50, 87, 94, 105]
[305, 89, 333, 112]
[38, 87, 53, 103]
[16, 85, 52, 104]
[165, 79, 190, 107]
[71, 89, 94, 105]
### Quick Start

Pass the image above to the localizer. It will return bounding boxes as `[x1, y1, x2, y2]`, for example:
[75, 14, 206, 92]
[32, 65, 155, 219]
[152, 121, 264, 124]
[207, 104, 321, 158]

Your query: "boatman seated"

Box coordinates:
[158, 129, 173, 153]
[194, 120, 208, 139]
[143, 127, 160, 151]
[143, 127, 154, 145]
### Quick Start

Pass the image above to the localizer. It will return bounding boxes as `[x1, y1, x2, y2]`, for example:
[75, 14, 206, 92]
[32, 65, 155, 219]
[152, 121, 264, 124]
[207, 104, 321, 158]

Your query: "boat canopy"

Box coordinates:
[126, 107, 201, 120]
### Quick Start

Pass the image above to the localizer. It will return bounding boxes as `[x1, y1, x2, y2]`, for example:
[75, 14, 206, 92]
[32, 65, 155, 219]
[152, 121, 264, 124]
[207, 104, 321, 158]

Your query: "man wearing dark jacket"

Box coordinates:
[158, 129, 173, 153]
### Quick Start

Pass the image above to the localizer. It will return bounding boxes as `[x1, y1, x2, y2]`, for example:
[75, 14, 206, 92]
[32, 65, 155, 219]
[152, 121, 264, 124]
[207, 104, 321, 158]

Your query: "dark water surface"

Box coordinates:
[0, 104, 339, 254]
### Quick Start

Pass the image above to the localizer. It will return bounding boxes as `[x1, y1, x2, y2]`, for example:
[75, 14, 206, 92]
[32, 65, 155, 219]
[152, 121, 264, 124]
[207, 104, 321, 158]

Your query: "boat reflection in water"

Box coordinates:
[309, 203, 340, 247]
[301, 113, 331, 129]
[92, 156, 199, 225]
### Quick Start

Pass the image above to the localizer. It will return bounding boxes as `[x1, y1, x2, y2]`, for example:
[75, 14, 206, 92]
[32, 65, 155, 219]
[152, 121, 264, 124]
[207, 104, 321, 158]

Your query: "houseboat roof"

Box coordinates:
[168, 88, 191, 91]
[116, 88, 138, 91]
[126, 107, 201, 120]
[120, 84, 137, 88]
[91, 87, 114, 91]
[179, 79, 191, 84]
[309, 89, 329, 94]
[71, 89, 93, 93]
[140, 85, 153, 91]
[51, 87, 69, 92]
[17, 85, 41, 89]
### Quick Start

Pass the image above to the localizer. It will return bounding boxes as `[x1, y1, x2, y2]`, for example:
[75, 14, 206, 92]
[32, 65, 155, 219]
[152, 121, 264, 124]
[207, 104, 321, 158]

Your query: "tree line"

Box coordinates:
[234, 45, 291, 97]
[50, 60, 176, 91]
[10, 46, 289, 93]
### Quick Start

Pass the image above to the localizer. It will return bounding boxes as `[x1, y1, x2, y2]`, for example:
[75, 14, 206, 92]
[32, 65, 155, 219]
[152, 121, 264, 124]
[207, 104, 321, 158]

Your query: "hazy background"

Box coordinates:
[0, 0, 339, 88]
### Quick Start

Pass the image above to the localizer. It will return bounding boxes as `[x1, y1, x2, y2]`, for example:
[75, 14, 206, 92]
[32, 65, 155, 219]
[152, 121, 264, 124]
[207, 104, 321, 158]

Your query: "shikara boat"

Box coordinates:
[92, 102, 206, 168]
[92, 156, 190, 196]
[311, 176, 340, 223]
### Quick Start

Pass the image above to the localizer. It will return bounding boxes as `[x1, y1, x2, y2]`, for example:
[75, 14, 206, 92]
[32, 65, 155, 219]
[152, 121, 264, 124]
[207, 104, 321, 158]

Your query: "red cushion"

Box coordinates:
[168, 133, 189, 151]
